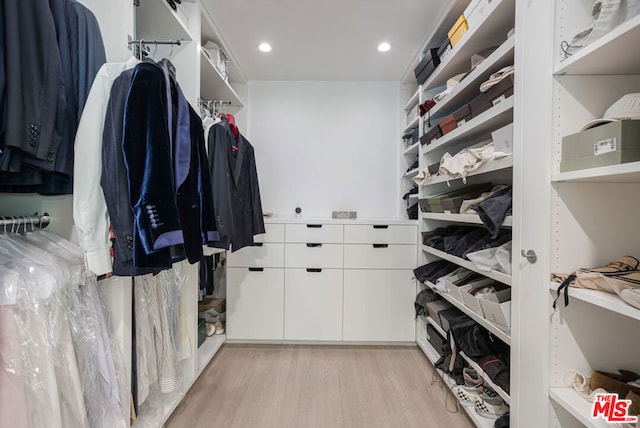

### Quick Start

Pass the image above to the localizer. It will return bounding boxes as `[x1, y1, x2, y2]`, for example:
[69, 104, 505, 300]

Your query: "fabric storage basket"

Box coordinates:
[479, 289, 512, 331]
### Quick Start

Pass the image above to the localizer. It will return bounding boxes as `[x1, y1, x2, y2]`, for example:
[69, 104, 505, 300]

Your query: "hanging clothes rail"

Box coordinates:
[197, 99, 232, 116]
[128, 39, 182, 59]
[0, 213, 50, 231]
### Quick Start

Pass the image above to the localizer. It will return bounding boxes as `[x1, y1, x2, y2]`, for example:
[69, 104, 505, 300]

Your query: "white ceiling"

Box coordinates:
[201, 0, 450, 82]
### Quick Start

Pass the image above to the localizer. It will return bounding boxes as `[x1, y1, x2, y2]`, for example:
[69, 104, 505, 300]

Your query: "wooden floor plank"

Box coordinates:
[166, 345, 474, 428]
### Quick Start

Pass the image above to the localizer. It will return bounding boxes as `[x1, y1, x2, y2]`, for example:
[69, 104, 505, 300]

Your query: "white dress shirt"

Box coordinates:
[73, 57, 140, 276]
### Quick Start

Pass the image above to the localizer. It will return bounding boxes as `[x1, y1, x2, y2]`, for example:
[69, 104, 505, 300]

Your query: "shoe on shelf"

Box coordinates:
[563, 370, 607, 401]
[205, 322, 216, 337]
[589, 370, 640, 398]
[214, 320, 225, 335]
[454, 384, 498, 407]
[475, 395, 509, 419]
[463, 367, 482, 387]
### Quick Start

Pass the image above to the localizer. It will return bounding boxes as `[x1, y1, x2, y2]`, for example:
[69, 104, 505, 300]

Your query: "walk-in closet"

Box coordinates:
[2, 1, 640, 427]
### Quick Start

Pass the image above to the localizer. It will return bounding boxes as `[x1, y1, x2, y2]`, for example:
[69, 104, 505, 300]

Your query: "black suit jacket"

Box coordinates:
[208, 120, 265, 251]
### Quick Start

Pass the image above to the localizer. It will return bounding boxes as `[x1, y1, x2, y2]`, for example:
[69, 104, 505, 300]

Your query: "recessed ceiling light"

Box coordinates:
[378, 42, 391, 53]
[258, 42, 272, 53]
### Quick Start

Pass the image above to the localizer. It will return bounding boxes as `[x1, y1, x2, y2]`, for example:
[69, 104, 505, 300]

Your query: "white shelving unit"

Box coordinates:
[200, 50, 244, 106]
[422, 0, 516, 91]
[403, 168, 419, 179]
[404, 116, 420, 133]
[459, 352, 510, 405]
[428, 35, 516, 118]
[425, 156, 513, 186]
[545, 1, 640, 427]
[421, 212, 513, 227]
[549, 283, 640, 322]
[197, 334, 226, 374]
[404, 89, 420, 112]
[425, 281, 512, 345]
[425, 316, 447, 337]
[135, 0, 193, 41]
[416, 319, 496, 428]
[422, 245, 512, 286]
[403, 142, 420, 156]
[424, 97, 514, 154]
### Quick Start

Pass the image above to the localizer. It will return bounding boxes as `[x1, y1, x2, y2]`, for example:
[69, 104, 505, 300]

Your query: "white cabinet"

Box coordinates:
[284, 269, 343, 341]
[254, 223, 285, 243]
[343, 270, 416, 342]
[343, 244, 417, 270]
[344, 224, 417, 244]
[226, 268, 285, 340]
[284, 224, 344, 243]
[226, 243, 284, 268]
[284, 243, 343, 268]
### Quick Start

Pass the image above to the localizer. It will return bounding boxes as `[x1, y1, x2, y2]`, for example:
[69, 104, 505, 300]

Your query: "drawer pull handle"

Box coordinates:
[373, 225, 389, 229]
[306, 224, 323, 228]
[252, 242, 264, 247]
[306, 243, 323, 248]
[372, 244, 389, 249]
[306, 268, 322, 273]
[248, 267, 264, 272]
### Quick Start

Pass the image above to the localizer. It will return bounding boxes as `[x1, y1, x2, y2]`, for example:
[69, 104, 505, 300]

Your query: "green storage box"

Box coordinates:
[198, 319, 206, 348]
[560, 120, 640, 172]
[425, 183, 493, 213]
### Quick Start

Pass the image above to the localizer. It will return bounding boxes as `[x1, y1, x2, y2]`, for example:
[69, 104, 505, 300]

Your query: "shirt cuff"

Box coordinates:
[85, 250, 113, 276]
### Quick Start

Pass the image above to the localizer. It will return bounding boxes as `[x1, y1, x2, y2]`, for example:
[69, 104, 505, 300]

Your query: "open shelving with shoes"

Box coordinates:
[421, 245, 512, 286]
[459, 352, 510, 405]
[421, 212, 512, 227]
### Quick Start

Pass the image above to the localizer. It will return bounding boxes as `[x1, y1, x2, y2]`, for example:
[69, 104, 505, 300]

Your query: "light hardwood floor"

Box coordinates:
[166, 345, 474, 428]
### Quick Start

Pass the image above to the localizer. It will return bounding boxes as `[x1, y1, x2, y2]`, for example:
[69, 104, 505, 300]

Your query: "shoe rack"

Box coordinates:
[546, 1, 640, 427]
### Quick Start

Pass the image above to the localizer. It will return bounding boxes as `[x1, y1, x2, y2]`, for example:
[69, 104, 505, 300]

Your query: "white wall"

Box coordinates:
[246, 80, 401, 219]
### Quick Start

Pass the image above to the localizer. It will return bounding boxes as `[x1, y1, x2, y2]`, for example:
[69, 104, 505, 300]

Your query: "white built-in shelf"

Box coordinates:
[549, 283, 640, 322]
[426, 281, 512, 345]
[197, 334, 226, 375]
[404, 168, 419, 179]
[424, 156, 513, 185]
[408, 194, 419, 199]
[424, 97, 514, 155]
[422, 245, 512, 286]
[428, 35, 516, 118]
[423, 0, 516, 91]
[555, 15, 640, 76]
[425, 316, 447, 338]
[403, 142, 420, 156]
[136, 0, 193, 42]
[200, 51, 243, 106]
[459, 352, 511, 405]
[550, 388, 613, 428]
[421, 212, 513, 227]
[416, 330, 496, 428]
[552, 161, 640, 183]
[404, 116, 420, 134]
[404, 89, 420, 112]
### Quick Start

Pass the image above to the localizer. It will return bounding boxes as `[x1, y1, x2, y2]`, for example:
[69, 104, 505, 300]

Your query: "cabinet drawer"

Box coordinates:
[285, 224, 343, 243]
[344, 244, 416, 269]
[284, 269, 343, 341]
[227, 243, 284, 268]
[344, 224, 417, 244]
[254, 223, 285, 243]
[226, 268, 284, 340]
[285, 243, 343, 268]
[343, 269, 416, 342]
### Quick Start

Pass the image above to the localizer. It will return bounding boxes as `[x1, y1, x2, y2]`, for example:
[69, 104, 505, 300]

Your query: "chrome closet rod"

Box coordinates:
[0, 213, 50, 231]
[128, 39, 182, 46]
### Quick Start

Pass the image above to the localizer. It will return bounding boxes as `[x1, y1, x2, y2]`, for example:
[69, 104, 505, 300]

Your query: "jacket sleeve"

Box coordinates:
[248, 144, 266, 236]
[72, 66, 112, 276]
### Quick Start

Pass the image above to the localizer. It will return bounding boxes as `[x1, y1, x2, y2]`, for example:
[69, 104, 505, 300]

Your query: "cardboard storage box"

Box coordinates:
[438, 307, 466, 331]
[448, 276, 494, 302]
[421, 124, 442, 145]
[453, 104, 472, 126]
[426, 299, 454, 327]
[487, 74, 514, 106]
[470, 93, 492, 118]
[426, 323, 447, 357]
[414, 48, 440, 85]
[461, 282, 510, 317]
[464, 0, 490, 31]
[560, 120, 640, 172]
[425, 183, 493, 213]
[441, 187, 491, 213]
[491, 122, 514, 154]
[438, 39, 452, 62]
[440, 114, 458, 135]
[479, 288, 512, 331]
[448, 15, 469, 48]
